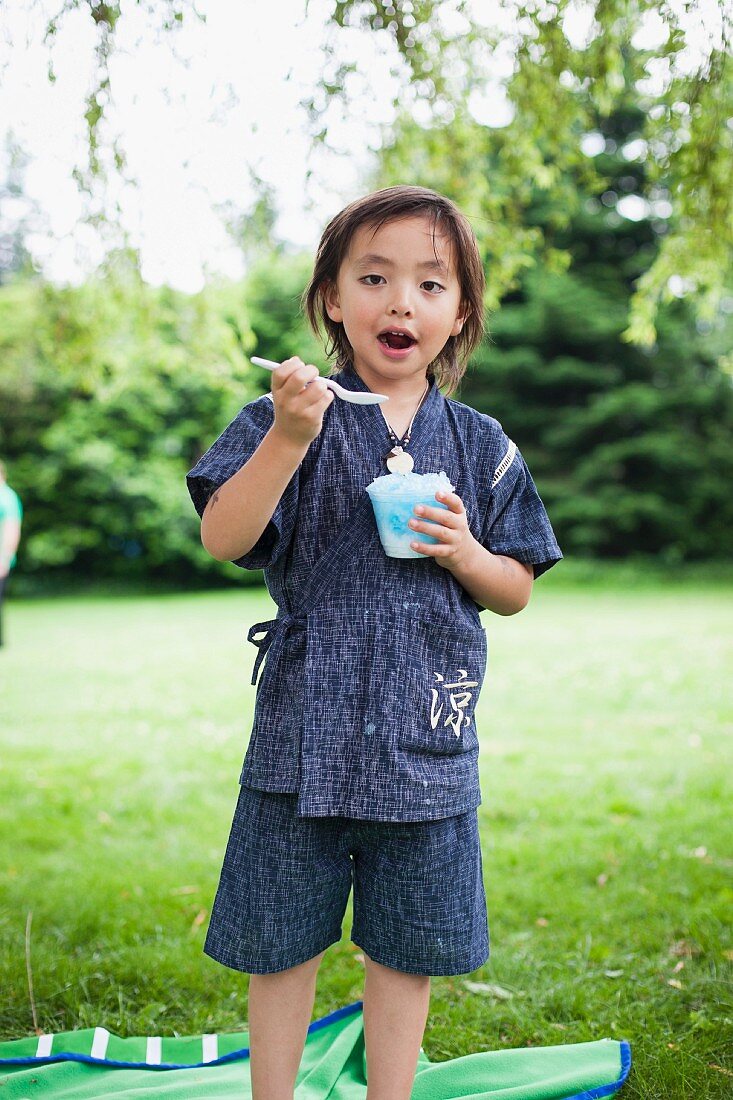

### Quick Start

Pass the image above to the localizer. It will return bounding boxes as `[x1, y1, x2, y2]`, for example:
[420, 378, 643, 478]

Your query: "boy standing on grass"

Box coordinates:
[187, 186, 562, 1099]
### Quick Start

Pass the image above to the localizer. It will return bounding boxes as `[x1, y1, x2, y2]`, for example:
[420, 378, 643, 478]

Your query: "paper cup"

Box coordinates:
[366, 470, 455, 559]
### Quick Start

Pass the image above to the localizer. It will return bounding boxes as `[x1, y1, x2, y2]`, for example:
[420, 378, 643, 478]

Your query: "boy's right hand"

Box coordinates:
[270, 357, 335, 447]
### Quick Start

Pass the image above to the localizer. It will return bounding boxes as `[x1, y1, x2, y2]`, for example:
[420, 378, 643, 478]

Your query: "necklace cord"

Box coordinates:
[382, 377, 430, 446]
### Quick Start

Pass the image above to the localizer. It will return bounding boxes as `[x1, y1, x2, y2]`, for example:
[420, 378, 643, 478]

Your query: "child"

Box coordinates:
[186, 185, 562, 1099]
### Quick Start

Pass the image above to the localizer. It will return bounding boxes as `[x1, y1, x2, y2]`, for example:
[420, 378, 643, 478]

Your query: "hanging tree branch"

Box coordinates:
[312, 0, 732, 345]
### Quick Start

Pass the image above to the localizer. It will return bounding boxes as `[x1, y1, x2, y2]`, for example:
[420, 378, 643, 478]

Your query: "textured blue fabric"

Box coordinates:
[186, 363, 562, 821]
[203, 785, 490, 976]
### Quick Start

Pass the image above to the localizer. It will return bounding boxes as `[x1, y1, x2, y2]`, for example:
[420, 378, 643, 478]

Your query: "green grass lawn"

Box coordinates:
[1, 575, 731, 1097]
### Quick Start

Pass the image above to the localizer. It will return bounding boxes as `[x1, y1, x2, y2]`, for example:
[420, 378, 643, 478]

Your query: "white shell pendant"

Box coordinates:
[386, 446, 414, 474]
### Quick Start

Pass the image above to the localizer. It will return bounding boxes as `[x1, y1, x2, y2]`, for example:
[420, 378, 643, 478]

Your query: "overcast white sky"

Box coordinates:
[2, 0, 393, 289]
[0, 0, 724, 292]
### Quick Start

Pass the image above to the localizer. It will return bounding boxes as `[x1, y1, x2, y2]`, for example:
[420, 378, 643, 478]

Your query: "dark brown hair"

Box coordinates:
[302, 185, 485, 398]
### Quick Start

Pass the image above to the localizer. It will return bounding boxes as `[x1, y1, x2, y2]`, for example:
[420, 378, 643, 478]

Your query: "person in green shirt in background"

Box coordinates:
[0, 459, 22, 648]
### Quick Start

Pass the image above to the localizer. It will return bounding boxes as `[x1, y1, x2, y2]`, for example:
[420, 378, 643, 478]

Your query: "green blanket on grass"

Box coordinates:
[0, 1000, 631, 1099]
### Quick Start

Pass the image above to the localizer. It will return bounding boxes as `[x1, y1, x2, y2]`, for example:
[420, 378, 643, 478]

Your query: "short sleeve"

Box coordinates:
[185, 395, 299, 571]
[480, 433, 563, 579]
[0, 489, 22, 522]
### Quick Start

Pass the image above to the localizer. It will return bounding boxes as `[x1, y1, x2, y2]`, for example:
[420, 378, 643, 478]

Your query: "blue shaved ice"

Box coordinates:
[365, 470, 455, 559]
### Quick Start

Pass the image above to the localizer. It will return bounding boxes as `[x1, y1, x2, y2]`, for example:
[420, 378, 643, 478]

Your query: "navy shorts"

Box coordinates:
[204, 786, 490, 977]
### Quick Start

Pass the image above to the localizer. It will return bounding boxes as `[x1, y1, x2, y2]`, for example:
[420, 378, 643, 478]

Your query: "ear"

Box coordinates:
[323, 281, 343, 324]
[450, 304, 468, 337]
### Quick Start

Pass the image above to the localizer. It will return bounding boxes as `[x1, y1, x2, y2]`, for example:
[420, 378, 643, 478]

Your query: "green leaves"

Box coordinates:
[0, 264, 259, 582]
[323, 0, 733, 341]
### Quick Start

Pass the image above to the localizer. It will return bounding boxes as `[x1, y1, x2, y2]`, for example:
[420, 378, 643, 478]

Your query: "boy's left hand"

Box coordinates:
[408, 491, 477, 571]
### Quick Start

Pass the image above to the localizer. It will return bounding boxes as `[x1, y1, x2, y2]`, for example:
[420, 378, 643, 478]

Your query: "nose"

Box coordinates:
[388, 291, 414, 318]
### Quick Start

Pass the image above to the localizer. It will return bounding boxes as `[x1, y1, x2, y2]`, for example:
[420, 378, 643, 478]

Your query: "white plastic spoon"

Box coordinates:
[250, 356, 388, 405]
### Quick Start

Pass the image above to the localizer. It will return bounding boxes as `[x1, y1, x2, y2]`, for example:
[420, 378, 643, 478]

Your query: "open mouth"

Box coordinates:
[378, 331, 417, 350]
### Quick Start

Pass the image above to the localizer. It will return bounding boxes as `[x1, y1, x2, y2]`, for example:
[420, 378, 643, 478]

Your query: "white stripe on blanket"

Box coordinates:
[91, 1027, 110, 1060]
[202, 1033, 218, 1063]
[146, 1035, 162, 1064]
[36, 1033, 53, 1057]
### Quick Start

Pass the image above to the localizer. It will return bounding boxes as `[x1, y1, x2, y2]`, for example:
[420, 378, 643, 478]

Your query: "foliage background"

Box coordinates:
[0, 0, 731, 585]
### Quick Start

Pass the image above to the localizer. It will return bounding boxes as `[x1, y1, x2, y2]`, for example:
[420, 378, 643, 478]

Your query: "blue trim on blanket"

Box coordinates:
[0, 1000, 364, 1070]
[305, 999, 363, 1038]
[562, 1040, 632, 1100]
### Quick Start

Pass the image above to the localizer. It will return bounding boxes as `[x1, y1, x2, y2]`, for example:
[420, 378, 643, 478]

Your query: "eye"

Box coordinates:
[360, 274, 385, 286]
[422, 280, 445, 293]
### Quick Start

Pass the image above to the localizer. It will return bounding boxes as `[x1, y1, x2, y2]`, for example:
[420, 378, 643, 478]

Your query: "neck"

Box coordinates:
[349, 362, 432, 406]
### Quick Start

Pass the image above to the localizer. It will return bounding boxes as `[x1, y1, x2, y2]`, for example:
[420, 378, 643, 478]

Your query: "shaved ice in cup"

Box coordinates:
[366, 470, 455, 559]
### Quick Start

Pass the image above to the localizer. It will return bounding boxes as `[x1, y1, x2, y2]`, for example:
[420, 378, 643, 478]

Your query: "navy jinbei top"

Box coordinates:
[187, 363, 562, 822]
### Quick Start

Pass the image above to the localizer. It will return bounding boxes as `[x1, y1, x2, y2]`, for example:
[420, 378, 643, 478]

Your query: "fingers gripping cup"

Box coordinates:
[366, 470, 455, 559]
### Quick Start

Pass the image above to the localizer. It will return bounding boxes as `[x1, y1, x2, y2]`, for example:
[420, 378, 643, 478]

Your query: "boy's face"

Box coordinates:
[324, 215, 466, 393]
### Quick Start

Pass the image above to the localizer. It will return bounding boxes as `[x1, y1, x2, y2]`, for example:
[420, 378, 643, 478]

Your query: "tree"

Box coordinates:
[244, 251, 326, 372]
[6, 1, 730, 342]
[0, 252, 258, 582]
[0, 133, 44, 282]
[450, 100, 733, 560]
[310, 0, 732, 343]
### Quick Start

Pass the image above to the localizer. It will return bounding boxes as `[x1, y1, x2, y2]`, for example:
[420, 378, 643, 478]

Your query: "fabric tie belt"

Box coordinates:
[247, 612, 305, 687]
